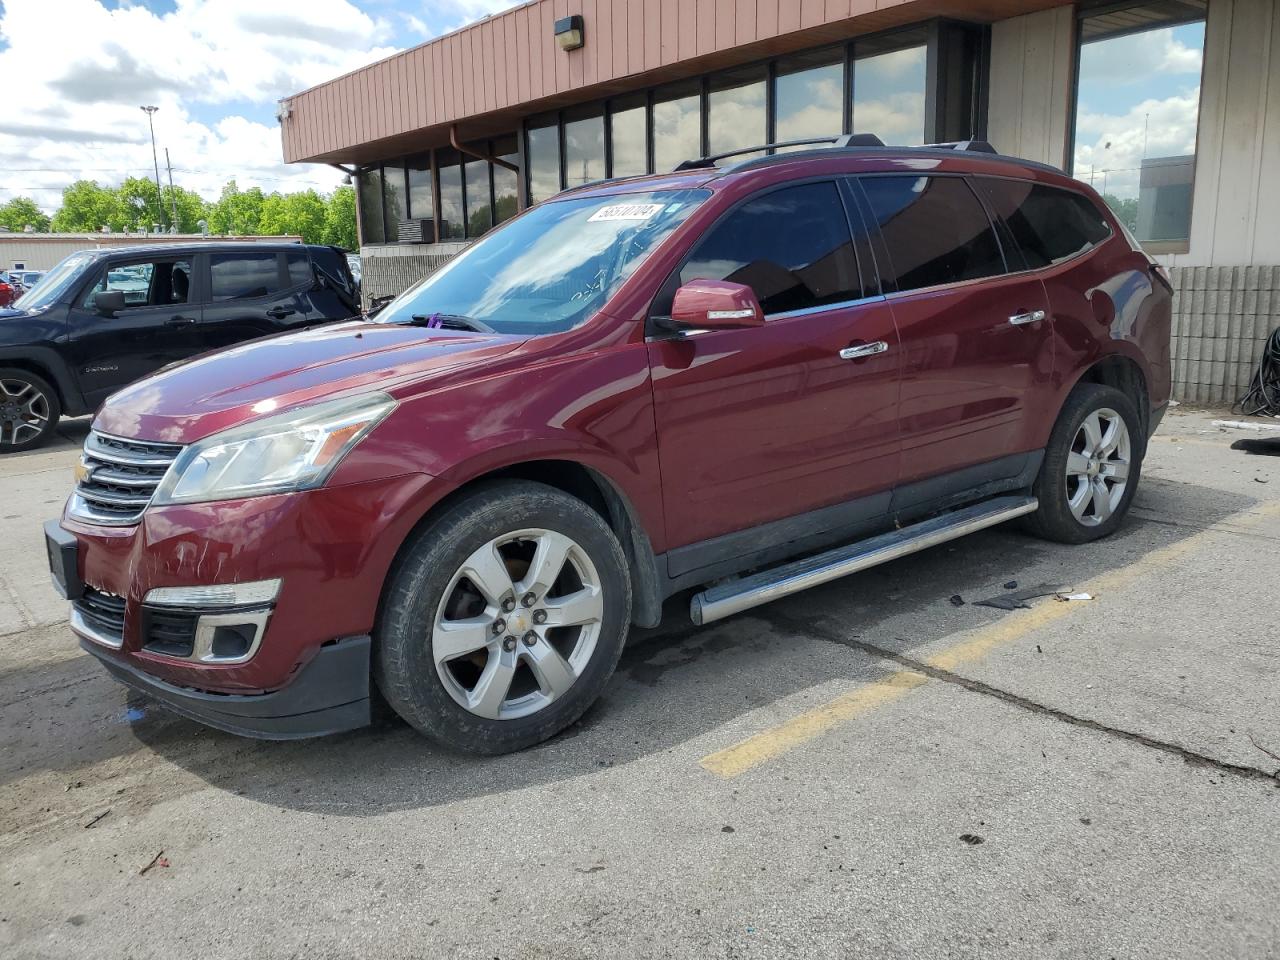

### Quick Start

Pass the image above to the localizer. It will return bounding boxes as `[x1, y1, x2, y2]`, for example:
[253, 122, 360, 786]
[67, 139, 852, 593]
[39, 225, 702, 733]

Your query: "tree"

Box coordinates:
[259, 190, 328, 244]
[50, 181, 127, 233]
[162, 185, 212, 234]
[117, 177, 164, 230]
[1102, 193, 1139, 234]
[323, 185, 357, 250]
[208, 180, 266, 236]
[0, 197, 51, 233]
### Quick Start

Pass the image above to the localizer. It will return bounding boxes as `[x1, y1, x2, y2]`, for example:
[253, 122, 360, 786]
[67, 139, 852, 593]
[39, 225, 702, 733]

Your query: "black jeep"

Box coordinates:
[0, 242, 359, 451]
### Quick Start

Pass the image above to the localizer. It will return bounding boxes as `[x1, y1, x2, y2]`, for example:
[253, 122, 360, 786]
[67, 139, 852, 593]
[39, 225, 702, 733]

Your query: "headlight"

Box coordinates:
[151, 393, 396, 505]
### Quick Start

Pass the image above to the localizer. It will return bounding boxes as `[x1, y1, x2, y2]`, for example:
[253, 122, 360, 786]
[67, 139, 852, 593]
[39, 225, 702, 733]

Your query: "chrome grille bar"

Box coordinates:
[69, 431, 183, 526]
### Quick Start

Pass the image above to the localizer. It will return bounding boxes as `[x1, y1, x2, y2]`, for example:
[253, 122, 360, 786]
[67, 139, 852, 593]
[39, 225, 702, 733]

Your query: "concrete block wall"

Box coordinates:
[360, 241, 471, 307]
[1168, 265, 1279, 405]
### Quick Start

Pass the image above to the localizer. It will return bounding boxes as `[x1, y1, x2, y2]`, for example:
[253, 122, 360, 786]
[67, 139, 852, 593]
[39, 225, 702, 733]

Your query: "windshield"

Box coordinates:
[377, 189, 709, 335]
[14, 252, 95, 311]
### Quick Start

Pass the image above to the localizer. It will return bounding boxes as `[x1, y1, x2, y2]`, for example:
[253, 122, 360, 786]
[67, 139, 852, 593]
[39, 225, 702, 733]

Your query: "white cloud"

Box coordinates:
[0, 0, 403, 213]
[1074, 90, 1201, 200]
[1079, 27, 1203, 84]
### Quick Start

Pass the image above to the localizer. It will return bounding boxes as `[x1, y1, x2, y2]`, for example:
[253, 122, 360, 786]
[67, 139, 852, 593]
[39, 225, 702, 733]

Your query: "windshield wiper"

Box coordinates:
[406, 313, 495, 333]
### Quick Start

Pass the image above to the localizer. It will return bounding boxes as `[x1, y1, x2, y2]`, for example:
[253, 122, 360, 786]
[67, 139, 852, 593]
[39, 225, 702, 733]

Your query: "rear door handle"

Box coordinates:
[1009, 309, 1046, 326]
[165, 315, 196, 326]
[266, 307, 297, 320]
[839, 341, 889, 360]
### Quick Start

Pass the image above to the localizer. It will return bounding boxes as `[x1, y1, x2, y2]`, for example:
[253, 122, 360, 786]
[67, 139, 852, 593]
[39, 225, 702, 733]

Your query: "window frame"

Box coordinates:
[646, 176, 876, 339]
[1066, 0, 1208, 256]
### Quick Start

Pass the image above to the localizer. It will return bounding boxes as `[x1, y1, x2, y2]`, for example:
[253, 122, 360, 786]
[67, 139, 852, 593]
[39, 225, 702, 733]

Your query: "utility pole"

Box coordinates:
[165, 148, 179, 232]
[140, 106, 164, 230]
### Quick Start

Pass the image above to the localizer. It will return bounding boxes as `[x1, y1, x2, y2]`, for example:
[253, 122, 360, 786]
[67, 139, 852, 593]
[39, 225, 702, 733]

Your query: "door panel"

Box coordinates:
[856, 174, 1054, 486]
[649, 301, 901, 560]
[193, 251, 315, 351]
[67, 257, 200, 407]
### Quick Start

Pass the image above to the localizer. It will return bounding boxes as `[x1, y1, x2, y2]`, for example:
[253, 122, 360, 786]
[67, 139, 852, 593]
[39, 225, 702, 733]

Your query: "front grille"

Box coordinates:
[140, 606, 198, 658]
[69, 431, 183, 526]
[72, 587, 127, 645]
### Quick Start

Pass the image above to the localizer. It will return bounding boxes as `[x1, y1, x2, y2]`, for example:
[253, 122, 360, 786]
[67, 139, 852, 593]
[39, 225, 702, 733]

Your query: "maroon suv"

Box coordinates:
[46, 138, 1171, 754]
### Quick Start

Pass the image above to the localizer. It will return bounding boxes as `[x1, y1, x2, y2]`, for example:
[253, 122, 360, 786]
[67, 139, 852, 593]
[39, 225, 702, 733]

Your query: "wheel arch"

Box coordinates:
[382, 458, 665, 630]
[0, 348, 87, 417]
[1069, 352, 1151, 444]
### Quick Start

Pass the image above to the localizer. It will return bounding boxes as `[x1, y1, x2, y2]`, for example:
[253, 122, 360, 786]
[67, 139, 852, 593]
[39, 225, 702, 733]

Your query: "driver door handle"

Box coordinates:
[165, 315, 197, 326]
[1009, 309, 1046, 326]
[266, 307, 297, 320]
[839, 341, 889, 360]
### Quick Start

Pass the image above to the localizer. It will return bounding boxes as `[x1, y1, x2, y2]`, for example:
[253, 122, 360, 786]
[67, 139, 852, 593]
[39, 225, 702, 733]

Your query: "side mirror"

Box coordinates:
[94, 290, 127, 317]
[670, 279, 765, 330]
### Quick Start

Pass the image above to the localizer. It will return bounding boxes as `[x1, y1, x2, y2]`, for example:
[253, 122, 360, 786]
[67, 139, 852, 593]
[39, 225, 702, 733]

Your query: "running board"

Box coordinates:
[689, 495, 1039, 626]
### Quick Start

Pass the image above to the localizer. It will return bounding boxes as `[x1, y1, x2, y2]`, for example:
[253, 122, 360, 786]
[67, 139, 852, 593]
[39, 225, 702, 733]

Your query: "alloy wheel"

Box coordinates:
[0, 378, 50, 446]
[1065, 407, 1131, 526]
[432, 528, 604, 720]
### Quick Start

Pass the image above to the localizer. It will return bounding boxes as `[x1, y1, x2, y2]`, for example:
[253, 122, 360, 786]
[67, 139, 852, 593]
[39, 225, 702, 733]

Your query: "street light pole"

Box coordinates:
[140, 106, 165, 230]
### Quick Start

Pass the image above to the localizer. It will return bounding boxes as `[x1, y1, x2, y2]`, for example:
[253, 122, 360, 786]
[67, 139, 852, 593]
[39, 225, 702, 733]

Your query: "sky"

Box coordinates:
[0, 0, 517, 212]
[1073, 23, 1205, 201]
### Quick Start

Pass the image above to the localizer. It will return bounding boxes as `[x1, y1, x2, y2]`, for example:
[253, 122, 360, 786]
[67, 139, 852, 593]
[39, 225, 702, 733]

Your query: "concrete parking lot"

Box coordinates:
[1, 408, 1278, 959]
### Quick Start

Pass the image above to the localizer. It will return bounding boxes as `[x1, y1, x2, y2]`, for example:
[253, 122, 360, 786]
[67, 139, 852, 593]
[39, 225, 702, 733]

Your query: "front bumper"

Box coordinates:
[79, 633, 372, 739]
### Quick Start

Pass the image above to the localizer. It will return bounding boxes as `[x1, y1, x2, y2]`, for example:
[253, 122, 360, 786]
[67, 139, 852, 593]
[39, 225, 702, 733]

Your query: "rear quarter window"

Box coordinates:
[976, 179, 1113, 269]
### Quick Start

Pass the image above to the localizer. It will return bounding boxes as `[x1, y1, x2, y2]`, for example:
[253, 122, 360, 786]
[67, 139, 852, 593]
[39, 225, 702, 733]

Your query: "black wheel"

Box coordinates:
[1023, 383, 1143, 544]
[374, 480, 632, 754]
[0, 367, 60, 453]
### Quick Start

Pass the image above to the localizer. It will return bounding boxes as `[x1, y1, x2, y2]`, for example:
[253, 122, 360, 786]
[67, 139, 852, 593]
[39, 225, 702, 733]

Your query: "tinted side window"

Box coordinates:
[679, 181, 862, 315]
[977, 179, 1113, 269]
[210, 253, 282, 301]
[286, 252, 312, 288]
[82, 259, 192, 308]
[860, 176, 1005, 292]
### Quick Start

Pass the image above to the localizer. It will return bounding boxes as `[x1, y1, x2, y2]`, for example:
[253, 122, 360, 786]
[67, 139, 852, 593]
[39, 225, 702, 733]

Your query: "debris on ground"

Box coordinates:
[959, 834, 985, 845]
[1248, 735, 1280, 764]
[139, 851, 169, 876]
[1230, 438, 1280, 456]
[1056, 592, 1094, 602]
[83, 810, 110, 829]
[1212, 419, 1280, 432]
[1003, 580, 1018, 590]
[975, 584, 1065, 610]
[949, 595, 965, 607]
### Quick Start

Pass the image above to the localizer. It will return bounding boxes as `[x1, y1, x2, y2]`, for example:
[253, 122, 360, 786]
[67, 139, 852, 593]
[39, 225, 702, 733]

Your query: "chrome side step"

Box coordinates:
[689, 495, 1039, 626]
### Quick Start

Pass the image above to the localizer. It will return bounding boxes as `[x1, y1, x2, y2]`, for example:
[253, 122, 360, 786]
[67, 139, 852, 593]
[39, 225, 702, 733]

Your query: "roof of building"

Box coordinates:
[278, 0, 1067, 168]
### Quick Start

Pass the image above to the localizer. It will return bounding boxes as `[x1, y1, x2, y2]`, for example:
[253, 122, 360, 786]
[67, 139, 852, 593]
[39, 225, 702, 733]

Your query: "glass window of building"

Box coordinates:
[382, 164, 406, 243]
[775, 48, 846, 146]
[564, 104, 606, 188]
[407, 156, 433, 224]
[609, 94, 648, 177]
[1072, 1, 1206, 245]
[357, 167, 385, 245]
[652, 81, 702, 174]
[708, 66, 767, 158]
[492, 135, 520, 225]
[852, 41, 927, 145]
[436, 149, 465, 240]
[464, 153, 493, 237]
[526, 116, 561, 203]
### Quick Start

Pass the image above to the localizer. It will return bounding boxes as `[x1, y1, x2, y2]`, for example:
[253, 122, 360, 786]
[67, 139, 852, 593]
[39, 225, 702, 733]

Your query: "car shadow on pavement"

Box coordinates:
[14, 476, 1257, 815]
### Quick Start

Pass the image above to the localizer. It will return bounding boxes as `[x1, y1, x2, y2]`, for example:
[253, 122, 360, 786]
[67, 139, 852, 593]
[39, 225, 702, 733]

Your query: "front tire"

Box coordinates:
[1024, 383, 1143, 544]
[0, 368, 60, 453]
[374, 480, 632, 754]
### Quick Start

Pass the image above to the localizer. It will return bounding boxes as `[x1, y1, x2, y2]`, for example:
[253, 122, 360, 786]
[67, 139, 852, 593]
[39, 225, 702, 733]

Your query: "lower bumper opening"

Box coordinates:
[81, 634, 373, 740]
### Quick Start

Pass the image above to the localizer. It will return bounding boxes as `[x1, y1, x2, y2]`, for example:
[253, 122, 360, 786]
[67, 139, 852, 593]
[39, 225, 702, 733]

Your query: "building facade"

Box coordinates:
[280, 0, 1280, 405]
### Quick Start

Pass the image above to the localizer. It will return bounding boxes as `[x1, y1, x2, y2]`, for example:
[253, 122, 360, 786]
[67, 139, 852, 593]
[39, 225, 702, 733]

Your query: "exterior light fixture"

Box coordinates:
[555, 15, 584, 51]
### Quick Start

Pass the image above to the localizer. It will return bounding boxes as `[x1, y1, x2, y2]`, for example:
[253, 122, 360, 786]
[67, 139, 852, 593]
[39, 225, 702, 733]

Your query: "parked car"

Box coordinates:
[0, 242, 359, 451]
[47, 137, 1171, 753]
[0, 276, 17, 308]
[11, 270, 43, 289]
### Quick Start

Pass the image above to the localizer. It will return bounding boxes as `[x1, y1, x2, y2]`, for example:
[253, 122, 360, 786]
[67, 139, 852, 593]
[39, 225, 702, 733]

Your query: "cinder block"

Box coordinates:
[1213, 338, 1228, 363]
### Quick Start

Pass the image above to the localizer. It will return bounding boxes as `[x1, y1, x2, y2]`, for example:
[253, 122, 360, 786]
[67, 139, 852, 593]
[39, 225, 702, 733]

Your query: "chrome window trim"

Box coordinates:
[766, 293, 887, 321]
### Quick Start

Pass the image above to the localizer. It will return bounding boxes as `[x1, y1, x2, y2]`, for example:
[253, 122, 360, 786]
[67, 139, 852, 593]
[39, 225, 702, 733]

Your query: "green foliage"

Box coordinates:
[323, 185, 357, 251]
[0, 197, 51, 233]
[1102, 193, 1140, 233]
[42, 177, 354, 245]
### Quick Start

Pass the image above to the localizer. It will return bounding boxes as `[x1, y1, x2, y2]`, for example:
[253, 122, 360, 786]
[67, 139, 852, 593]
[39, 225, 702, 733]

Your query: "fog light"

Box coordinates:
[146, 579, 281, 608]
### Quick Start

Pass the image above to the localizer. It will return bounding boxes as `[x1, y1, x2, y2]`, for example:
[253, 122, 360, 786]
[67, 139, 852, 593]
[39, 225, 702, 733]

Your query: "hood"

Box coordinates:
[95, 320, 526, 444]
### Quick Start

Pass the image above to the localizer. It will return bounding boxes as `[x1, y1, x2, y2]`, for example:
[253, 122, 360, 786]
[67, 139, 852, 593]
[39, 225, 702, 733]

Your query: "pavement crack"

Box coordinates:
[759, 609, 1280, 786]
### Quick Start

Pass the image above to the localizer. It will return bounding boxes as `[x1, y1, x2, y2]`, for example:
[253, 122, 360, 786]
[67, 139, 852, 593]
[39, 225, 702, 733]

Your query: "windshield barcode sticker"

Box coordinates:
[588, 203, 665, 223]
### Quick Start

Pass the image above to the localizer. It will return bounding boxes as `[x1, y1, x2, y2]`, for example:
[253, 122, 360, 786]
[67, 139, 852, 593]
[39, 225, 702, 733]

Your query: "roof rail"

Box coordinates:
[921, 140, 998, 154]
[673, 134, 885, 171]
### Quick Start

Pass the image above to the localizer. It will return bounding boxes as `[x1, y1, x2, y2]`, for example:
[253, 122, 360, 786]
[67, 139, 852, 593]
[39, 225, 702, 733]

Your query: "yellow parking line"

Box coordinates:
[700, 498, 1280, 778]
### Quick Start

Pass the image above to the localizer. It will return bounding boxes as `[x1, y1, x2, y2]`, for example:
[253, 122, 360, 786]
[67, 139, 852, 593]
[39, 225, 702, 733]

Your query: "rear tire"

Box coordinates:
[374, 480, 631, 754]
[1023, 383, 1143, 544]
[0, 367, 60, 453]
